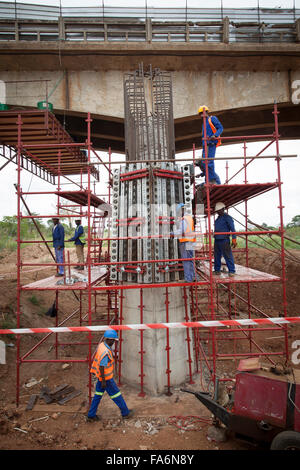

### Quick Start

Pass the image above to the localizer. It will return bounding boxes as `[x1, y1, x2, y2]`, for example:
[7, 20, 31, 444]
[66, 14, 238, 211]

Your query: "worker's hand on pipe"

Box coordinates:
[231, 239, 237, 248]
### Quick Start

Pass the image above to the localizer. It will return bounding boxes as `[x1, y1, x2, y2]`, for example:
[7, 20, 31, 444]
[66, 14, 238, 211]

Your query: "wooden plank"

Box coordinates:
[26, 394, 38, 411]
[58, 389, 81, 405]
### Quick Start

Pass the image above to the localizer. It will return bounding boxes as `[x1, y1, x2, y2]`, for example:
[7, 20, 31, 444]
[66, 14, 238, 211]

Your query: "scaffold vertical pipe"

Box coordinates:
[183, 286, 195, 384]
[202, 109, 216, 386]
[138, 288, 146, 397]
[273, 103, 289, 360]
[243, 140, 253, 353]
[86, 112, 93, 404]
[16, 113, 22, 407]
[164, 286, 172, 396]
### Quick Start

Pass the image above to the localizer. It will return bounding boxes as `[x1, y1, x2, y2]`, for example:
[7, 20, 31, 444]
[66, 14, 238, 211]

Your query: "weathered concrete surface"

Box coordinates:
[0, 41, 300, 152]
[120, 287, 195, 395]
[1, 41, 300, 72]
[1, 69, 299, 120]
[0, 340, 6, 365]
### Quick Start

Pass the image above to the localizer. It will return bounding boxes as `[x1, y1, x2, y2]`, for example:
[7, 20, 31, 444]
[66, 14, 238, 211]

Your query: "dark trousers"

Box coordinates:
[214, 239, 235, 273]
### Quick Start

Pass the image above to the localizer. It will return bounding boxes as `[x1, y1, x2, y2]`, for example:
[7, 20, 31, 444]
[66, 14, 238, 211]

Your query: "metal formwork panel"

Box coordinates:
[110, 167, 120, 282]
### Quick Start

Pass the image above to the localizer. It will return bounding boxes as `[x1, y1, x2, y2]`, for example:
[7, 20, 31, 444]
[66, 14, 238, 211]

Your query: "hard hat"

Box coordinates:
[215, 202, 225, 211]
[104, 330, 119, 341]
[198, 105, 209, 114]
[176, 203, 185, 212]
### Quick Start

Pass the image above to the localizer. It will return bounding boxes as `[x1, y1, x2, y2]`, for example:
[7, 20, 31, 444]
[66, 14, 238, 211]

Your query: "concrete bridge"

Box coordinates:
[0, 4, 300, 152]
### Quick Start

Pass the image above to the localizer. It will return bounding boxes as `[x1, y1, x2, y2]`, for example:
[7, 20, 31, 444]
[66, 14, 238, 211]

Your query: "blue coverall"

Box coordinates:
[214, 213, 236, 274]
[52, 223, 65, 275]
[88, 342, 130, 418]
[69, 225, 84, 245]
[200, 115, 223, 184]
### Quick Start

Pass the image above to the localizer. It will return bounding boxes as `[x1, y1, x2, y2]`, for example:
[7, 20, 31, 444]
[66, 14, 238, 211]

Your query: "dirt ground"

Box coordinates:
[0, 244, 299, 452]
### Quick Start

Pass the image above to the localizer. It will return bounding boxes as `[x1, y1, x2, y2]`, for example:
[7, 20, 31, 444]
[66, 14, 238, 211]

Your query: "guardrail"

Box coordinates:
[0, 4, 299, 44]
[0, 16, 299, 43]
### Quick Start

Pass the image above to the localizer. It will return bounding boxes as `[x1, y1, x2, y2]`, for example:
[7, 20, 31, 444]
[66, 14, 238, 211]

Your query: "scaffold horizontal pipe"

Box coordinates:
[40, 154, 297, 167]
[0, 317, 299, 335]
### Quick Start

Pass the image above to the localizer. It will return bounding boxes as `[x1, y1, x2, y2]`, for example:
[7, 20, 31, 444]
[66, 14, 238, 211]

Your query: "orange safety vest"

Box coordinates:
[90, 342, 114, 381]
[179, 215, 196, 243]
[208, 117, 221, 147]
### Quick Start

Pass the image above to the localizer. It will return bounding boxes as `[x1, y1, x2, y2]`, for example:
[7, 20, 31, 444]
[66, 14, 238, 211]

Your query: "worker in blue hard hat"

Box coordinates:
[196, 105, 223, 185]
[87, 330, 133, 421]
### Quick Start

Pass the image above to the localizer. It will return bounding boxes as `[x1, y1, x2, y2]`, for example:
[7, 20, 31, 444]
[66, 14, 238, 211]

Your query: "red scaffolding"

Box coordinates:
[0, 103, 295, 405]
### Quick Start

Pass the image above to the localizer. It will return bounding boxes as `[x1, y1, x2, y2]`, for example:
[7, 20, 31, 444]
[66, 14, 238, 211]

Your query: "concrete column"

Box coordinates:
[120, 286, 195, 395]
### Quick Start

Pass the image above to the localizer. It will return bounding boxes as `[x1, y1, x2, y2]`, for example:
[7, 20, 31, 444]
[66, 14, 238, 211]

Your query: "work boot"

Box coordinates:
[86, 415, 100, 422]
[229, 272, 236, 277]
[213, 271, 221, 275]
[55, 273, 64, 277]
[123, 409, 134, 419]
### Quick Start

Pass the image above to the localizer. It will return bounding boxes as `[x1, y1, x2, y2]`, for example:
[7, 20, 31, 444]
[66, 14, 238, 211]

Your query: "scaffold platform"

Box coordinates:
[199, 261, 281, 284]
[0, 110, 99, 179]
[197, 182, 279, 211]
[22, 267, 107, 291]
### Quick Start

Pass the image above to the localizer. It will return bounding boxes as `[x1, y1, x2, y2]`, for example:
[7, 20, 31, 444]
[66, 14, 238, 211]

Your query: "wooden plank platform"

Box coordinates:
[55, 190, 106, 208]
[199, 261, 280, 284]
[22, 267, 107, 290]
[196, 183, 278, 212]
[0, 110, 99, 180]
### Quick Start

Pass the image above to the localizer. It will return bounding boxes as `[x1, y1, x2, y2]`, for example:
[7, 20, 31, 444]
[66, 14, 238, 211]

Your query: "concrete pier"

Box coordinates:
[120, 286, 195, 395]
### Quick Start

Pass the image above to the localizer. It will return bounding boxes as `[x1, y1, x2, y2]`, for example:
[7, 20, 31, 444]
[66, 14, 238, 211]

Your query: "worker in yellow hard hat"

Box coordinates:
[196, 105, 223, 185]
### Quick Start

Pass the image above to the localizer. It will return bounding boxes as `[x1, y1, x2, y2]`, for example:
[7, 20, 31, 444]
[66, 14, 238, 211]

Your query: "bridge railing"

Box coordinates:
[0, 3, 299, 44]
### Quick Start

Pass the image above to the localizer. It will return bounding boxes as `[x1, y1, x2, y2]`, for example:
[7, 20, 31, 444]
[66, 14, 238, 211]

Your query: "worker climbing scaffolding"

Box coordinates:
[196, 105, 223, 185]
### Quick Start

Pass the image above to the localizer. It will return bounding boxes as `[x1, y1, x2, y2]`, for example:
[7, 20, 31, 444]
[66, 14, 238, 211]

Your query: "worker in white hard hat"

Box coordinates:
[213, 202, 237, 277]
[196, 105, 223, 185]
[171, 203, 196, 283]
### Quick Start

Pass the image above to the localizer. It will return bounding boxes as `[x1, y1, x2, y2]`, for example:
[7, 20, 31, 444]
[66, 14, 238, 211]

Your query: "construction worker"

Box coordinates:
[196, 105, 223, 185]
[52, 217, 65, 277]
[213, 202, 237, 277]
[171, 203, 196, 283]
[67, 219, 85, 270]
[87, 330, 133, 421]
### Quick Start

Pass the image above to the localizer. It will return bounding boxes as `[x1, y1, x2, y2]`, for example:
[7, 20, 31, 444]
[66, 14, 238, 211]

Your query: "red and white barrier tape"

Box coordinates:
[0, 317, 299, 335]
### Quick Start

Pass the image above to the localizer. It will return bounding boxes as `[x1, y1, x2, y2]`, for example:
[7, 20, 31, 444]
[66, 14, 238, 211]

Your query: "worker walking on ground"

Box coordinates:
[67, 219, 85, 270]
[196, 105, 223, 185]
[87, 330, 133, 421]
[171, 203, 196, 283]
[213, 202, 237, 277]
[52, 217, 65, 277]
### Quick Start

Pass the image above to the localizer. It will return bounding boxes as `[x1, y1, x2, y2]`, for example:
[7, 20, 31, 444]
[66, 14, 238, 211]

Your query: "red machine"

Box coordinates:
[182, 367, 300, 449]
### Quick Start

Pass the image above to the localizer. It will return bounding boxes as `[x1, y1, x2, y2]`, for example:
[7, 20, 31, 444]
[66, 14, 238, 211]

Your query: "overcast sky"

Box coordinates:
[1, 1, 300, 9]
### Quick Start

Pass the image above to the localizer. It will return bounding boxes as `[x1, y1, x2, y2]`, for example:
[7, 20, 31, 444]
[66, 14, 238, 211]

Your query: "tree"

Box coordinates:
[286, 215, 300, 228]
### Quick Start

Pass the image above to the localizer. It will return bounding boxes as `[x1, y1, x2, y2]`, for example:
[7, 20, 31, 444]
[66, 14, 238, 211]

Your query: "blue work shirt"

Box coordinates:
[202, 115, 223, 146]
[69, 225, 85, 245]
[214, 213, 236, 240]
[52, 223, 65, 248]
[99, 341, 112, 367]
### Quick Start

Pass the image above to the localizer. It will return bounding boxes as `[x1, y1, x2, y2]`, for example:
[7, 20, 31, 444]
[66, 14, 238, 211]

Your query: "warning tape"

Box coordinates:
[0, 316, 299, 335]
